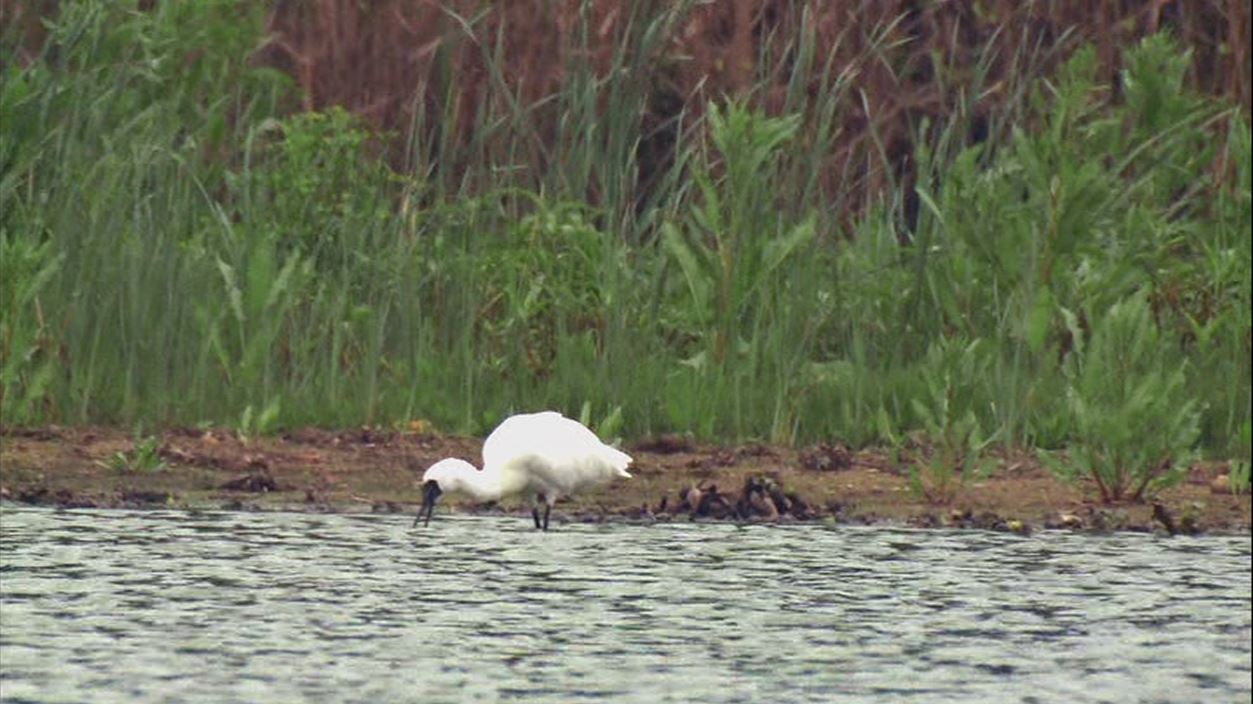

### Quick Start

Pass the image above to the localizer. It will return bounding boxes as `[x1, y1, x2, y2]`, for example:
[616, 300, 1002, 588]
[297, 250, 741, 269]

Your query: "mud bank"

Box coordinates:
[1, 426, 1248, 535]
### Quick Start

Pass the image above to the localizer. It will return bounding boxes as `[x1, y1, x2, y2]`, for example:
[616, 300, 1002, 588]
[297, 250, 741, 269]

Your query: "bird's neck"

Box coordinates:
[452, 464, 506, 502]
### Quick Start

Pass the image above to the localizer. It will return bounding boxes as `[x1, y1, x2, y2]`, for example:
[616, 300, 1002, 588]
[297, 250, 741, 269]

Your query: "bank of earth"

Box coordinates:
[1, 426, 1248, 535]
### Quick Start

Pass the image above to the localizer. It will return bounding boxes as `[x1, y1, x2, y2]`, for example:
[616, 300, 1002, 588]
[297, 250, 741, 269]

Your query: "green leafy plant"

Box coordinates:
[662, 101, 815, 364]
[658, 101, 822, 441]
[578, 401, 625, 446]
[1231, 460, 1251, 495]
[474, 200, 620, 377]
[906, 339, 995, 503]
[236, 107, 396, 272]
[236, 398, 282, 444]
[1229, 421, 1252, 495]
[104, 431, 168, 474]
[1044, 292, 1201, 502]
[0, 237, 63, 424]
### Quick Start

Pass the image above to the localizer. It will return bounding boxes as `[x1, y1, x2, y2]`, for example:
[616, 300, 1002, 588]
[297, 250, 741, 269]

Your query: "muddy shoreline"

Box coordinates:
[1, 426, 1248, 535]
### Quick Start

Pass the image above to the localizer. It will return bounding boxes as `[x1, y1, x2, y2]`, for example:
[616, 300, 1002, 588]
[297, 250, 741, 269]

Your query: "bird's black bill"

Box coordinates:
[415, 480, 442, 527]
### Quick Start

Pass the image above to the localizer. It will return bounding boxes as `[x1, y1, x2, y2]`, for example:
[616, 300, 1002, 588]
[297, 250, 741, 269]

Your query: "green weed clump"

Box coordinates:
[904, 339, 995, 503]
[1, 4, 1249, 491]
[1229, 422, 1252, 495]
[661, 101, 820, 442]
[102, 430, 168, 474]
[1044, 293, 1201, 502]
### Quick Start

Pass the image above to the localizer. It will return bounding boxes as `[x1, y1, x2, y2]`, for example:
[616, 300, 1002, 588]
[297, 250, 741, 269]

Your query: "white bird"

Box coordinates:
[415, 411, 633, 531]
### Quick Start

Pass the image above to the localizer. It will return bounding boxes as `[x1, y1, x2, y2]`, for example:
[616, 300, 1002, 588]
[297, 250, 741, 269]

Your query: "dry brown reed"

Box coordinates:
[250, 0, 1250, 210]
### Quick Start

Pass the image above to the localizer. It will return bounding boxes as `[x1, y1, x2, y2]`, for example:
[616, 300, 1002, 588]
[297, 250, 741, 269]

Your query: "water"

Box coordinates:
[0, 508, 1249, 703]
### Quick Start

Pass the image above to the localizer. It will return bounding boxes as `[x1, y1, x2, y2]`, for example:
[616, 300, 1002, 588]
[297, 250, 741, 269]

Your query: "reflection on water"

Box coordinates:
[1, 508, 1249, 703]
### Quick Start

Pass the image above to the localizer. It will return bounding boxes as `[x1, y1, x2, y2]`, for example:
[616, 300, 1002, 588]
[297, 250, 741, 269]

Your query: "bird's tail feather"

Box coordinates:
[606, 446, 633, 478]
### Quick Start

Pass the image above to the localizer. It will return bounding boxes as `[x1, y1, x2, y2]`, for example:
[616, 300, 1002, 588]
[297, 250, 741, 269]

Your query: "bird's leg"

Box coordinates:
[532, 494, 543, 530]
[542, 502, 552, 532]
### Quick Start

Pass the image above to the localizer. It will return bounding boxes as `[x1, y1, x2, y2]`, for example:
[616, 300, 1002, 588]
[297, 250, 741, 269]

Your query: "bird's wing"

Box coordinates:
[482, 411, 567, 469]
[483, 412, 632, 493]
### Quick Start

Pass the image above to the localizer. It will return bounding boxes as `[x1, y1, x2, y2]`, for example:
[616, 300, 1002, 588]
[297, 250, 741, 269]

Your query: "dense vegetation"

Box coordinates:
[1, 4, 1249, 495]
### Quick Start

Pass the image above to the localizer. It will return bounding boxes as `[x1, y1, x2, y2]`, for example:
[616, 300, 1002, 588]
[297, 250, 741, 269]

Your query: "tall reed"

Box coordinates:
[1, 4, 1248, 470]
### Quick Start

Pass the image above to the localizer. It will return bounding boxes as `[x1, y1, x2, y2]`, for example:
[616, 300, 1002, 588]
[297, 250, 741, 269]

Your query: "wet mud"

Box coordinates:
[1, 426, 1248, 534]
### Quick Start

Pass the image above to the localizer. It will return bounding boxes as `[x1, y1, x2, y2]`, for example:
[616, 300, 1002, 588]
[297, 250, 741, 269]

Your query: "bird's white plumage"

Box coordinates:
[483, 411, 632, 492]
[418, 411, 632, 529]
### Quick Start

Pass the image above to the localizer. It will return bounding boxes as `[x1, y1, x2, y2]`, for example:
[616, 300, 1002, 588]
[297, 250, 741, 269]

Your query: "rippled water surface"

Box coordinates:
[1, 508, 1249, 703]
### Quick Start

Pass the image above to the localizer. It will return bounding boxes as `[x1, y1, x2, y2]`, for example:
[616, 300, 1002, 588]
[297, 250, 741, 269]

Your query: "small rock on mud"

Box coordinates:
[798, 443, 853, 472]
[117, 489, 172, 506]
[220, 469, 278, 493]
[632, 434, 695, 454]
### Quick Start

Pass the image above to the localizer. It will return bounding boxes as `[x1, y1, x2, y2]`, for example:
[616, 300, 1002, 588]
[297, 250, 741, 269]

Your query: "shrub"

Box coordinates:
[1045, 292, 1201, 502]
[905, 338, 995, 503]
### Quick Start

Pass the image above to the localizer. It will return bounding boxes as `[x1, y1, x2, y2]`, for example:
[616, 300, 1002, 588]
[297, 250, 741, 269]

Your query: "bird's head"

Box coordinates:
[415, 458, 476, 527]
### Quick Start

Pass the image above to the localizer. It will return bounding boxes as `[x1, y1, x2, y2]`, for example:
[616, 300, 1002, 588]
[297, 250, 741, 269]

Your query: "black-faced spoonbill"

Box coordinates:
[415, 411, 633, 531]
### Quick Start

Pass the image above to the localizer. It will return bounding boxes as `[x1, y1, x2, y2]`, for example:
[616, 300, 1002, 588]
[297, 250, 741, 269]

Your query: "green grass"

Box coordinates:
[2, 4, 1249, 496]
